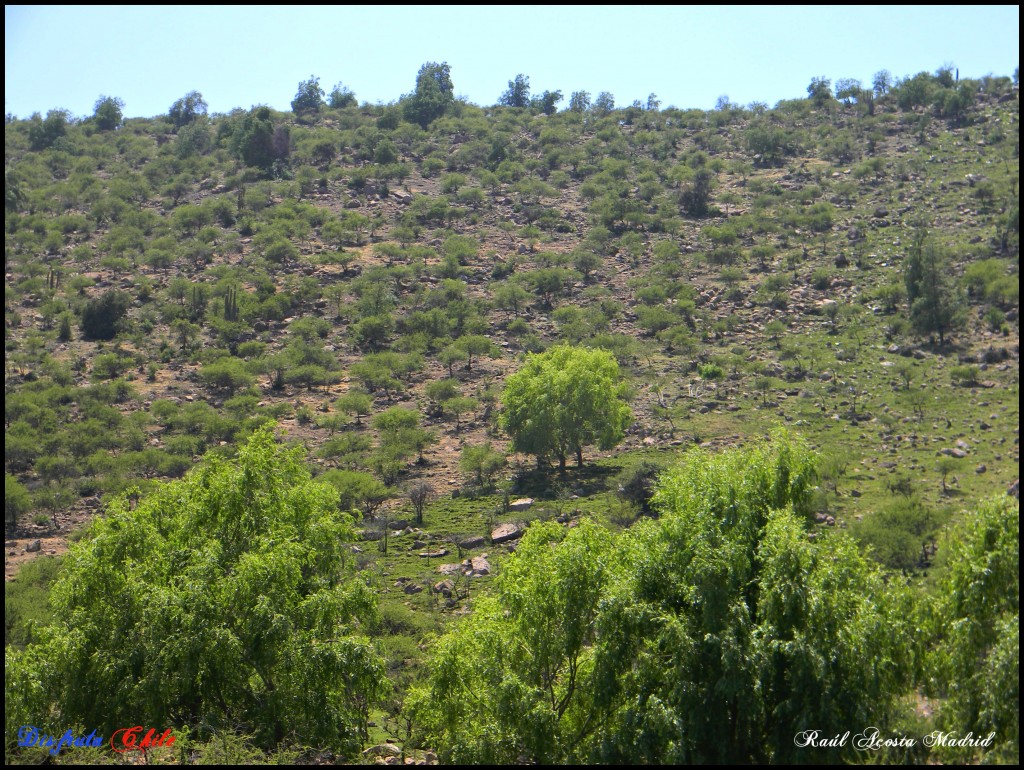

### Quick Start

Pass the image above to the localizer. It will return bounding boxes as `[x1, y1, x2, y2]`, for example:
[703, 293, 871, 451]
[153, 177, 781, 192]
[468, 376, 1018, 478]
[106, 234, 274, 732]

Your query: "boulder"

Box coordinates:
[508, 498, 534, 512]
[363, 744, 401, 759]
[491, 523, 523, 544]
[458, 535, 486, 550]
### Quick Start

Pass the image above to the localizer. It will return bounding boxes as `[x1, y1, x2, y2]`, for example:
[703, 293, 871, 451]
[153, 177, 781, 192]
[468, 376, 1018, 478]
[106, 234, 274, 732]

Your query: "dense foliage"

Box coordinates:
[501, 345, 632, 470]
[3, 57, 1019, 764]
[928, 495, 1019, 763]
[5, 428, 388, 756]
[413, 431, 919, 763]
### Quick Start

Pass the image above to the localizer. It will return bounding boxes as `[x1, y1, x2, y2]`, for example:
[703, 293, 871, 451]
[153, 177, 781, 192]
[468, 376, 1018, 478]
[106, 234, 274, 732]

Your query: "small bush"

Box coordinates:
[950, 365, 980, 386]
[79, 290, 131, 340]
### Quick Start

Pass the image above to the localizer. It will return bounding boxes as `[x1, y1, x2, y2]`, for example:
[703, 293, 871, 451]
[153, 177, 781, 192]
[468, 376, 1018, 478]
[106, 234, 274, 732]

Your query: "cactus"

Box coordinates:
[224, 286, 238, 322]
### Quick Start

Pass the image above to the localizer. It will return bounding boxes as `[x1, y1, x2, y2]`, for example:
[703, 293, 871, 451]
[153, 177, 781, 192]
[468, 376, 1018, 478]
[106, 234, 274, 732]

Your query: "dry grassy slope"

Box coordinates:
[4, 89, 1020, 579]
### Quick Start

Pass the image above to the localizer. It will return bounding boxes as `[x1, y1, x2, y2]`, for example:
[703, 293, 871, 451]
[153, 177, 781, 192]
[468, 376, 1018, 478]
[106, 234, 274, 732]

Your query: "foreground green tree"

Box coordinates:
[591, 433, 913, 764]
[501, 345, 631, 470]
[409, 518, 618, 764]
[414, 432, 915, 763]
[928, 495, 1019, 763]
[5, 427, 388, 755]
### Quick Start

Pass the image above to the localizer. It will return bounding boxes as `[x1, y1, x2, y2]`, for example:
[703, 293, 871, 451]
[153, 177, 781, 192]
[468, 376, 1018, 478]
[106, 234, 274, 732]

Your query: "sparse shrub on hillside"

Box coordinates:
[79, 290, 130, 340]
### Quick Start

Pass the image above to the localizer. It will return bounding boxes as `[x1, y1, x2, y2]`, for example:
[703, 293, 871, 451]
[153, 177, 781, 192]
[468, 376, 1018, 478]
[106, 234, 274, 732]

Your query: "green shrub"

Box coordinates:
[950, 364, 980, 386]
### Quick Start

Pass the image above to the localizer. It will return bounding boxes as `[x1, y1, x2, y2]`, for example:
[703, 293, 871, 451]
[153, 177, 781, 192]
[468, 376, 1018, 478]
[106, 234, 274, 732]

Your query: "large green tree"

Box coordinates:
[928, 495, 1019, 763]
[904, 236, 966, 345]
[168, 90, 208, 128]
[27, 109, 70, 150]
[230, 106, 290, 171]
[291, 75, 325, 116]
[5, 427, 388, 755]
[499, 74, 531, 108]
[501, 345, 632, 470]
[414, 432, 916, 763]
[92, 95, 124, 131]
[410, 518, 618, 764]
[403, 61, 454, 128]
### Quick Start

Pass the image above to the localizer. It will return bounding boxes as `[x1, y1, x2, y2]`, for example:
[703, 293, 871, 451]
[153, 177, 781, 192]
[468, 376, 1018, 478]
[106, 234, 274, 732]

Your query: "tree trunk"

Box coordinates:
[576, 447, 584, 467]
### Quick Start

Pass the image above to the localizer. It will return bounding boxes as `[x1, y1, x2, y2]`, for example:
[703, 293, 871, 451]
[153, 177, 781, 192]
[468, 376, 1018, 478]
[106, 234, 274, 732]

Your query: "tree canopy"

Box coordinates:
[928, 495, 1019, 763]
[92, 95, 124, 131]
[413, 431, 916, 764]
[403, 61, 455, 128]
[499, 74, 531, 108]
[501, 344, 631, 470]
[168, 90, 208, 128]
[291, 75, 325, 116]
[5, 427, 388, 755]
[904, 235, 966, 345]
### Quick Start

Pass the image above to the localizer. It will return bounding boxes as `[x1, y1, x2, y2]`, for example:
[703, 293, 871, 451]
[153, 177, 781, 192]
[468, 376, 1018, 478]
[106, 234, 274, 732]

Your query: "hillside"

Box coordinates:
[4, 67, 1020, 763]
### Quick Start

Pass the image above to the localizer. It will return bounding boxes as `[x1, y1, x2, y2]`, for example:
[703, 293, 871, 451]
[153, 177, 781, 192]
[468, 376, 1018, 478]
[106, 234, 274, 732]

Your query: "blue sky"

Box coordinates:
[4, 5, 1019, 120]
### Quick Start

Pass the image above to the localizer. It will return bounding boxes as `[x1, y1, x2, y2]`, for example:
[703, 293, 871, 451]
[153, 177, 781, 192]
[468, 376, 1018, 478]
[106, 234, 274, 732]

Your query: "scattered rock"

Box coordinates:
[433, 579, 454, 598]
[508, 498, 534, 512]
[25, 539, 42, 553]
[403, 583, 423, 594]
[418, 548, 448, 558]
[469, 555, 490, 576]
[491, 522, 523, 544]
[940, 448, 968, 459]
[975, 464, 987, 474]
[363, 743, 401, 759]
[1009, 479, 1019, 499]
[437, 563, 463, 575]
[458, 535, 485, 550]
